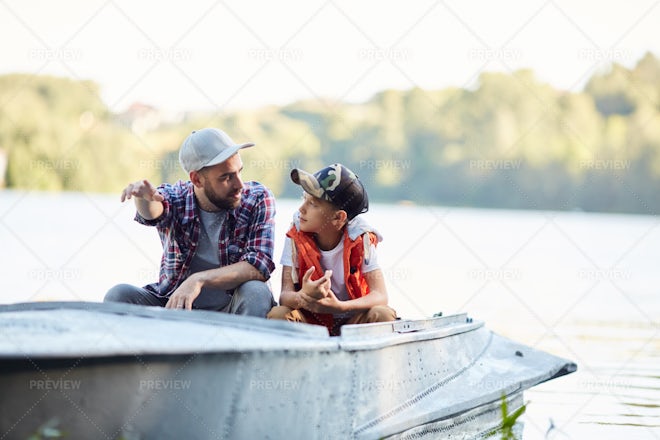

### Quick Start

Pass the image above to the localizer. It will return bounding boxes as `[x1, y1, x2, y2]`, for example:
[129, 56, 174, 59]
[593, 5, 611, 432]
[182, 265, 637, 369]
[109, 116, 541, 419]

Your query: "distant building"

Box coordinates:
[117, 102, 162, 134]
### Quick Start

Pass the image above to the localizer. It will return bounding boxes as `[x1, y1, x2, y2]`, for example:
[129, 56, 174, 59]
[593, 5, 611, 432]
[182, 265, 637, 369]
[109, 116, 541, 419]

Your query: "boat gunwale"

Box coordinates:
[0, 301, 329, 338]
[0, 301, 487, 358]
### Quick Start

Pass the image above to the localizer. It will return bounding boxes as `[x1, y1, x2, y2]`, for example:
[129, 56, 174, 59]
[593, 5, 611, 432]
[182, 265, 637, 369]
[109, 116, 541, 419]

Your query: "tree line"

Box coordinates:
[1, 52, 659, 214]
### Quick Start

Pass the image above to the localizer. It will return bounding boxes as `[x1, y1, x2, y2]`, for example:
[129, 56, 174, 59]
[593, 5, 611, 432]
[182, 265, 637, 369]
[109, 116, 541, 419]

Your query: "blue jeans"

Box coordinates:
[104, 280, 275, 317]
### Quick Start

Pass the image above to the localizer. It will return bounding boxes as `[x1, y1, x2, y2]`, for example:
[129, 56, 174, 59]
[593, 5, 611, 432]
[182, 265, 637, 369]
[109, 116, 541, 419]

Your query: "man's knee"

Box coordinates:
[104, 284, 138, 303]
[231, 280, 275, 317]
[234, 280, 273, 301]
[104, 284, 161, 306]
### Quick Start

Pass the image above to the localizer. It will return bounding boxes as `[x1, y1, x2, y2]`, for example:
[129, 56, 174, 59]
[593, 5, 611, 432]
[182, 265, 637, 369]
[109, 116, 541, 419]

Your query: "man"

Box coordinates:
[104, 128, 276, 316]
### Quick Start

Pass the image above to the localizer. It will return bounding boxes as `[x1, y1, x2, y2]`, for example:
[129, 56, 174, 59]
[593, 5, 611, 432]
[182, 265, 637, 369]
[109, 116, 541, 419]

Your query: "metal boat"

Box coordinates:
[0, 301, 576, 439]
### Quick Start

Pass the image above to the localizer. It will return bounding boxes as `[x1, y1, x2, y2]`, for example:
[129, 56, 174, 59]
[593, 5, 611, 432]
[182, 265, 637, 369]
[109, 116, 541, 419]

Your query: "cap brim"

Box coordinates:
[204, 142, 254, 169]
[291, 168, 326, 200]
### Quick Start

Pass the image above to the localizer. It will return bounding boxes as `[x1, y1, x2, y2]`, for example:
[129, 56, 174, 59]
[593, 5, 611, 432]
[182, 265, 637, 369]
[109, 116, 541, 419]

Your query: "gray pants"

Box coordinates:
[104, 280, 276, 318]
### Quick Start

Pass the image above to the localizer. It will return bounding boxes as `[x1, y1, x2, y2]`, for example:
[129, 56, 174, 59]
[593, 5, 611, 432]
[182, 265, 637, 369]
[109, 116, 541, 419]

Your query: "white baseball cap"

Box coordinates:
[179, 128, 254, 173]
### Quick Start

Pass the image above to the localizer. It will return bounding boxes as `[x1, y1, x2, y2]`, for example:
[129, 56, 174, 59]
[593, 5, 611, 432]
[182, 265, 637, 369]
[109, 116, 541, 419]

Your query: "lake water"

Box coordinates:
[1, 190, 658, 439]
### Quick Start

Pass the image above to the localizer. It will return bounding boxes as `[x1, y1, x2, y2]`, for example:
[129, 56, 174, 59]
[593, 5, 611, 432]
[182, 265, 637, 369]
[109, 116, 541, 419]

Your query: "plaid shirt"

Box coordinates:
[136, 180, 276, 298]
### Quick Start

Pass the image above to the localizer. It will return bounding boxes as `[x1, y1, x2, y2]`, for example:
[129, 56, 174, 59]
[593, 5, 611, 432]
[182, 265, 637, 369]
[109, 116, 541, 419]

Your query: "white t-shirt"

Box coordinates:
[280, 236, 379, 304]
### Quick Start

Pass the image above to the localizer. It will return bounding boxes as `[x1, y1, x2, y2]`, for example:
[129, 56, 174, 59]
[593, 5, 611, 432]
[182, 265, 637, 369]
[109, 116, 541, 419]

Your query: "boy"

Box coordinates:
[267, 164, 396, 335]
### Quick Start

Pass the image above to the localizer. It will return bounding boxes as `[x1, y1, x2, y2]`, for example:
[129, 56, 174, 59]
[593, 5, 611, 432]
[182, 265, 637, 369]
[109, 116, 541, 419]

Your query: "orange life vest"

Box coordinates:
[286, 223, 378, 335]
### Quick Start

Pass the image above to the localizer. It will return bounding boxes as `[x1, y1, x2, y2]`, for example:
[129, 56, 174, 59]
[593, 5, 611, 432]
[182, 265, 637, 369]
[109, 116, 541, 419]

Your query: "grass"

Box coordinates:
[486, 395, 527, 440]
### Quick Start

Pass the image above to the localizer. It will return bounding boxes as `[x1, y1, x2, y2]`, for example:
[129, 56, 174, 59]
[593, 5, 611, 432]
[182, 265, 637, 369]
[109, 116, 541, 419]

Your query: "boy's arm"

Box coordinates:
[342, 269, 389, 311]
[280, 266, 332, 309]
[302, 269, 389, 314]
[279, 266, 305, 309]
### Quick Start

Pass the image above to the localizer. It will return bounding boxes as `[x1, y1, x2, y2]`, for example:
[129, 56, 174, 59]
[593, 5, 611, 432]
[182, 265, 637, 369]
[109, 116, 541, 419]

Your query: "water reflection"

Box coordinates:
[1, 192, 658, 439]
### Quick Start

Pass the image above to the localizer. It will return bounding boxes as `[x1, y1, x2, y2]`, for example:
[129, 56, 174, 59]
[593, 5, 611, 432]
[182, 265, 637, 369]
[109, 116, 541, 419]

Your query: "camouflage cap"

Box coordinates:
[291, 163, 369, 220]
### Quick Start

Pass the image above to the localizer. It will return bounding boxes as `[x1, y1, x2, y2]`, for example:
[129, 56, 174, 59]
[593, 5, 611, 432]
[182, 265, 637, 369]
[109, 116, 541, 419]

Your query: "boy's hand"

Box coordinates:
[299, 266, 347, 314]
[301, 289, 346, 314]
[300, 266, 332, 299]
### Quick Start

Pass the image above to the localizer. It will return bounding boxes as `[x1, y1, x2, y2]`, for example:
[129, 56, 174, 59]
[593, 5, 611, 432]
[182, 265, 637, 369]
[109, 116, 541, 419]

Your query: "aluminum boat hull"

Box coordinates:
[0, 302, 576, 439]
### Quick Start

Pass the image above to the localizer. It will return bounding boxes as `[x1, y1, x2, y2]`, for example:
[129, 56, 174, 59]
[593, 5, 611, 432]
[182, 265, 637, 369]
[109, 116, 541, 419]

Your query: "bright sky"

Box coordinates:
[2, 0, 659, 112]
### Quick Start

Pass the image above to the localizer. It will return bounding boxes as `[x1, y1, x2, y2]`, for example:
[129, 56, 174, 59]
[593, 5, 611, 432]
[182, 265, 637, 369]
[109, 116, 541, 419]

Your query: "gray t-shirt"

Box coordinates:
[188, 209, 232, 309]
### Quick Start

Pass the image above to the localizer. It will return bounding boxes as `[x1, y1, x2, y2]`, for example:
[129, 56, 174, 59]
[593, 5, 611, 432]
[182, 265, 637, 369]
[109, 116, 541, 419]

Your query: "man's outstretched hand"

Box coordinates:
[121, 179, 165, 203]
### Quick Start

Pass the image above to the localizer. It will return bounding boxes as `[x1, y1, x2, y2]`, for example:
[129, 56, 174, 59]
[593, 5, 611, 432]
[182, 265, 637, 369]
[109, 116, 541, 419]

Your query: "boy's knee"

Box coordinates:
[267, 306, 293, 320]
[366, 305, 397, 323]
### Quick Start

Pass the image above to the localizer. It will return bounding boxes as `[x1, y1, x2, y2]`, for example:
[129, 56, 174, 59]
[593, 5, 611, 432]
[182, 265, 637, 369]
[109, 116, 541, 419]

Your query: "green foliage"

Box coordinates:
[26, 417, 135, 440]
[0, 75, 159, 193]
[486, 395, 527, 440]
[1, 52, 660, 214]
[27, 418, 63, 439]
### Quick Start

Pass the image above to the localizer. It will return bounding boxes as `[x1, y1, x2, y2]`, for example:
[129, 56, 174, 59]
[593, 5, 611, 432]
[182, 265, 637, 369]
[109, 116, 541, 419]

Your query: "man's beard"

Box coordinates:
[203, 182, 241, 210]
